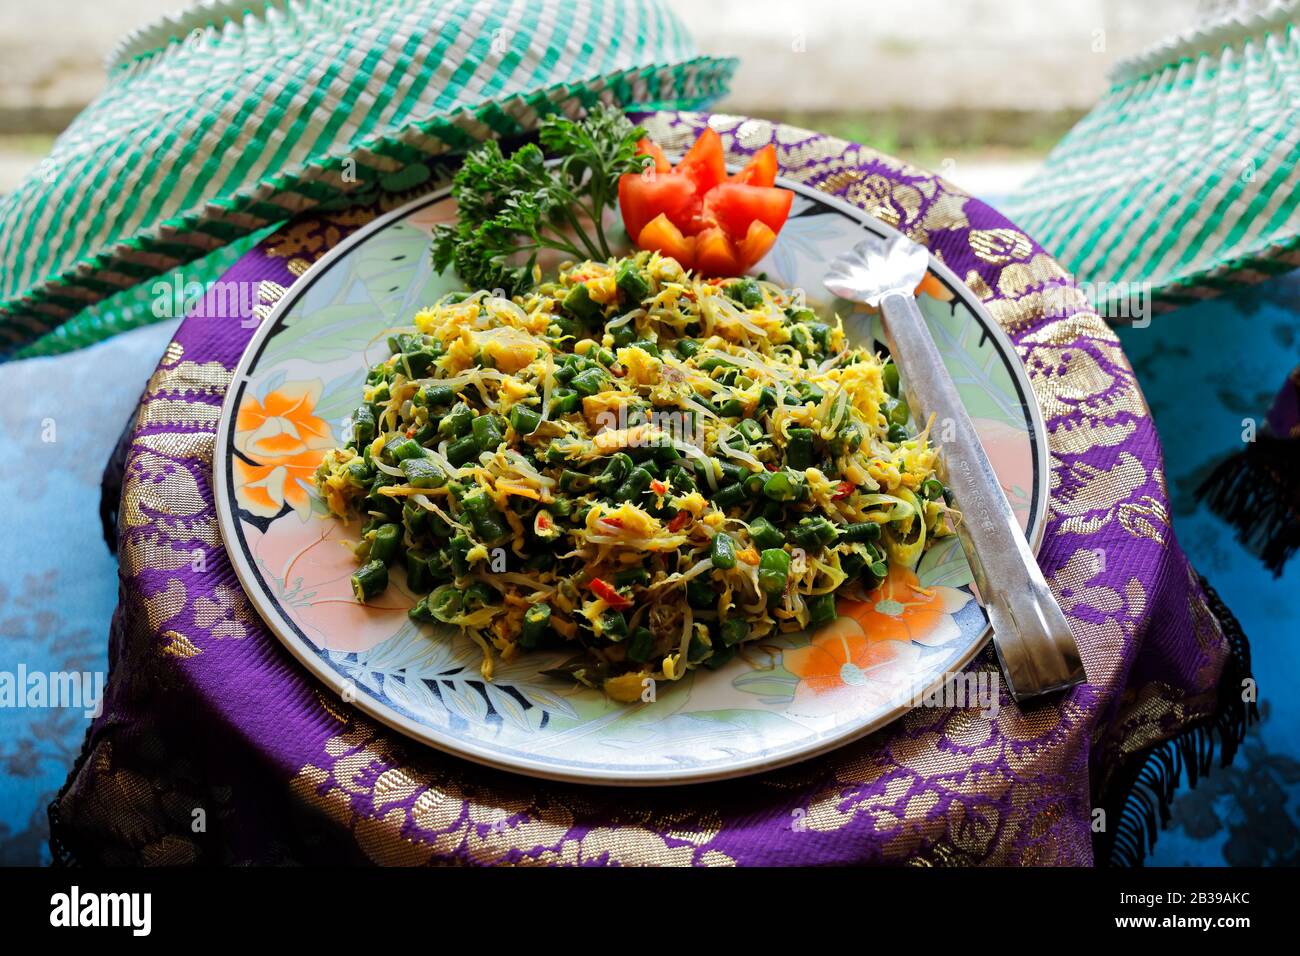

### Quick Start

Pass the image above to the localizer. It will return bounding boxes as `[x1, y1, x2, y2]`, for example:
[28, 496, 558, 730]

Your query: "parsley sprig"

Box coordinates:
[431, 106, 647, 296]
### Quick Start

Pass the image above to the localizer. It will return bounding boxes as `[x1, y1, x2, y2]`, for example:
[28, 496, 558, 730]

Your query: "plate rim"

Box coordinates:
[214, 177, 1051, 786]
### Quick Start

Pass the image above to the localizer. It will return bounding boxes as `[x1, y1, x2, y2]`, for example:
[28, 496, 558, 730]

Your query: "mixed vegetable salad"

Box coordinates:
[314, 109, 953, 701]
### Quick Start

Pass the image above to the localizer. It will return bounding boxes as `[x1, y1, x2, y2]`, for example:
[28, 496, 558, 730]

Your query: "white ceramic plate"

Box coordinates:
[215, 179, 1048, 785]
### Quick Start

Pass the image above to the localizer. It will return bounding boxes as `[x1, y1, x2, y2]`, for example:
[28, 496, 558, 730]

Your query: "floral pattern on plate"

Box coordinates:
[217, 183, 1048, 784]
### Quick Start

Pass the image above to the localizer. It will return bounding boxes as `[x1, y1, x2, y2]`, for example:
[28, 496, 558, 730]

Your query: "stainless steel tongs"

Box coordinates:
[825, 233, 1086, 702]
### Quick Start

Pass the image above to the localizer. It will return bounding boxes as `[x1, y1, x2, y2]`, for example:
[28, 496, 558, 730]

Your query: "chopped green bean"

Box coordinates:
[351, 560, 388, 602]
[886, 396, 910, 427]
[627, 627, 656, 663]
[446, 434, 481, 466]
[350, 405, 376, 449]
[785, 427, 815, 469]
[570, 367, 607, 396]
[550, 388, 581, 415]
[509, 404, 542, 435]
[841, 521, 883, 542]
[762, 470, 799, 502]
[599, 610, 629, 642]
[720, 617, 749, 647]
[710, 532, 737, 570]
[737, 418, 764, 443]
[462, 490, 510, 544]
[616, 259, 651, 303]
[686, 576, 715, 609]
[882, 360, 900, 396]
[405, 550, 434, 593]
[758, 548, 791, 595]
[391, 438, 424, 462]
[727, 277, 764, 309]
[596, 452, 633, 492]
[712, 482, 747, 509]
[438, 401, 474, 438]
[748, 516, 786, 550]
[430, 587, 463, 622]
[420, 383, 456, 407]
[613, 466, 653, 503]
[563, 283, 602, 322]
[520, 603, 552, 649]
[807, 593, 837, 626]
[614, 567, 651, 588]
[471, 414, 505, 450]
[401, 456, 446, 489]
[559, 469, 593, 493]
[370, 523, 402, 564]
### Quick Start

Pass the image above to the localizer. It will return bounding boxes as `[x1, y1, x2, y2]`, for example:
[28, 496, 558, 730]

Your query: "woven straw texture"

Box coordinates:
[1006, 3, 1300, 312]
[0, 0, 735, 355]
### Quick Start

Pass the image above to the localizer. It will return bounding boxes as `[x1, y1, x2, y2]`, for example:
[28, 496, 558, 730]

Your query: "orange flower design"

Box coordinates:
[234, 380, 333, 460]
[234, 451, 326, 518]
[835, 567, 970, 647]
[233, 380, 335, 519]
[783, 617, 917, 696]
[783, 567, 971, 697]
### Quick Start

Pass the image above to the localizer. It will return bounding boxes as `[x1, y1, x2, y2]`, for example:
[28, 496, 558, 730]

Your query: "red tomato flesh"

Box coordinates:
[701, 183, 793, 239]
[674, 126, 727, 195]
[618, 173, 699, 241]
[617, 129, 792, 277]
[731, 144, 778, 187]
[635, 137, 670, 174]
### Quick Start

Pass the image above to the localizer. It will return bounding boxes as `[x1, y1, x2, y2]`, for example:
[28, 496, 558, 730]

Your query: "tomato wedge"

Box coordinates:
[618, 129, 793, 277]
[734, 219, 779, 271]
[618, 172, 699, 242]
[701, 183, 793, 240]
[635, 137, 670, 174]
[730, 144, 777, 187]
[694, 226, 741, 277]
[674, 127, 727, 194]
[636, 214, 696, 268]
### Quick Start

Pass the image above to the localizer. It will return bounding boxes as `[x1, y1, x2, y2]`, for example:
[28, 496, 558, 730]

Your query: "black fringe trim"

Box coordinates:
[1094, 575, 1258, 867]
[99, 413, 135, 556]
[1196, 435, 1300, 577]
[46, 715, 100, 867]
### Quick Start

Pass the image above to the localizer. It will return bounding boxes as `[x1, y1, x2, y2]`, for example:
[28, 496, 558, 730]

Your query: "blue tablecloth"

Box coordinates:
[0, 319, 177, 863]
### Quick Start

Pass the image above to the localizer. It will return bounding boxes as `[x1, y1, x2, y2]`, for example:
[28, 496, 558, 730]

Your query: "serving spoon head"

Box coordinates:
[824, 232, 930, 307]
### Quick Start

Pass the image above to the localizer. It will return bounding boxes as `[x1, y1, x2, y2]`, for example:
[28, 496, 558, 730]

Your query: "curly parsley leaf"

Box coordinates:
[431, 106, 646, 296]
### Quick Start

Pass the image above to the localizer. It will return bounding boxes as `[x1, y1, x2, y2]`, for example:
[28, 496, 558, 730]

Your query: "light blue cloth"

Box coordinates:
[1117, 272, 1300, 866]
[0, 318, 177, 864]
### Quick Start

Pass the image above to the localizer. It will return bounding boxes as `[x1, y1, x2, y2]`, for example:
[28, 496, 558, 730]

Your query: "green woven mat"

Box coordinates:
[1007, 6, 1300, 314]
[0, 0, 735, 358]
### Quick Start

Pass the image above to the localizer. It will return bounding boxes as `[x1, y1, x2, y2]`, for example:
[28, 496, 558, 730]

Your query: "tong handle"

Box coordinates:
[879, 291, 1085, 701]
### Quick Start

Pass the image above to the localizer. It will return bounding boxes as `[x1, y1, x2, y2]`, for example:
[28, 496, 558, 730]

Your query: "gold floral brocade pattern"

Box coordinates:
[289, 708, 737, 866]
